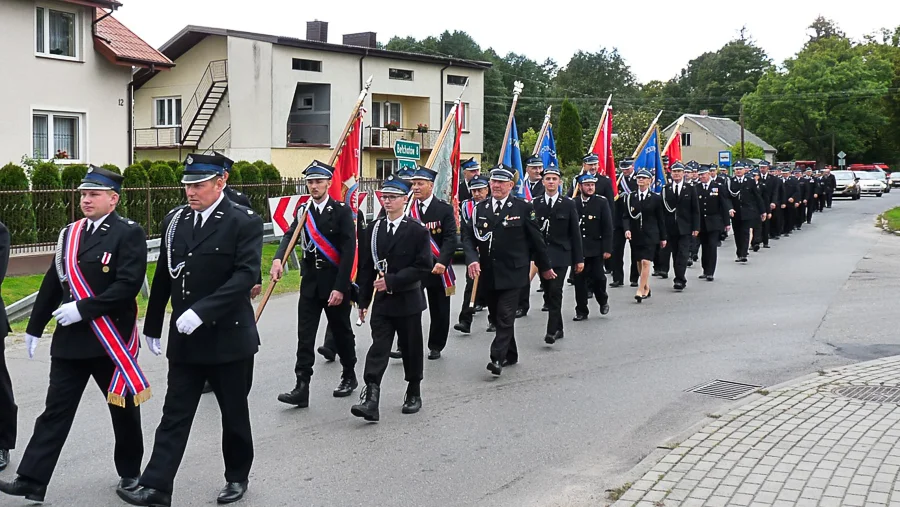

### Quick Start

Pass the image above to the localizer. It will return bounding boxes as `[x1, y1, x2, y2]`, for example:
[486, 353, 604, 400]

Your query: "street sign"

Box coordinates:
[837, 151, 846, 159]
[718, 151, 732, 167]
[838, 159, 846, 167]
[397, 159, 417, 172]
[393, 140, 420, 160]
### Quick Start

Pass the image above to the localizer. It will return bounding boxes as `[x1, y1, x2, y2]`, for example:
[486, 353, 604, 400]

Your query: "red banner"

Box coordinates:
[665, 128, 682, 170]
[592, 107, 617, 196]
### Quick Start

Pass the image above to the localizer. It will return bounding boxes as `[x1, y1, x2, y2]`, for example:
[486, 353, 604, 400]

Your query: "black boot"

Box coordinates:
[453, 321, 471, 334]
[0, 476, 47, 502]
[277, 378, 310, 407]
[333, 372, 358, 398]
[0, 449, 8, 472]
[351, 383, 380, 421]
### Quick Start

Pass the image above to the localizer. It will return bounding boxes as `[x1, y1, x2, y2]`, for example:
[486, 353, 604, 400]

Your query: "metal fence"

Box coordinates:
[1, 177, 383, 253]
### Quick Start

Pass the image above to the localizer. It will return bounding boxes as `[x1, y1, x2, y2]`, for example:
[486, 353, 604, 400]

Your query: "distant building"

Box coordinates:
[0, 0, 173, 169]
[132, 22, 491, 178]
[662, 113, 777, 165]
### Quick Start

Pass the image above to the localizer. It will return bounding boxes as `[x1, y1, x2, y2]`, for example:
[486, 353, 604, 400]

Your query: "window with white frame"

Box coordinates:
[372, 101, 402, 128]
[33, 111, 82, 161]
[35, 6, 79, 59]
[376, 159, 397, 180]
[297, 94, 314, 111]
[444, 101, 470, 131]
[681, 132, 692, 147]
[155, 97, 182, 127]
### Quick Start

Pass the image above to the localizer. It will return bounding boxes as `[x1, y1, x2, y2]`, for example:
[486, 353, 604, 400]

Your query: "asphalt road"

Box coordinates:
[2, 193, 898, 507]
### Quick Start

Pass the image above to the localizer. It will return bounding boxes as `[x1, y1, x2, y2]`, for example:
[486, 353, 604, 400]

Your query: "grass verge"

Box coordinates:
[880, 206, 900, 232]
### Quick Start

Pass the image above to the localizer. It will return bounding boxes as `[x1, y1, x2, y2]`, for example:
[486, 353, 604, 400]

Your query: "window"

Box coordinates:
[35, 6, 78, 58]
[292, 58, 322, 72]
[372, 101, 402, 128]
[444, 102, 470, 131]
[446, 74, 468, 86]
[389, 68, 414, 81]
[681, 132, 691, 147]
[297, 95, 314, 111]
[376, 159, 397, 180]
[33, 111, 82, 161]
[154, 97, 182, 127]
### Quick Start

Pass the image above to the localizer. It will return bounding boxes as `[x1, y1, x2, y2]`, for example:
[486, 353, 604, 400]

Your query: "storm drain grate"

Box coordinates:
[686, 380, 763, 400]
[833, 386, 900, 403]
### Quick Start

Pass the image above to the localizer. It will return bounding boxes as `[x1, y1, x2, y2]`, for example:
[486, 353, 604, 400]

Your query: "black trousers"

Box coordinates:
[611, 228, 627, 284]
[796, 204, 805, 228]
[295, 295, 356, 379]
[826, 190, 834, 208]
[659, 233, 691, 284]
[363, 313, 423, 387]
[698, 230, 720, 277]
[806, 199, 816, 223]
[140, 358, 254, 494]
[540, 266, 568, 335]
[0, 347, 15, 450]
[425, 284, 451, 352]
[574, 256, 607, 316]
[18, 356, 142, 485]
[818, 192, 827, 211]
[690, 235, 701, 259]
[517, 284, 531, 312]
[735, 221, 753, 258]
[485, 287, 519, 363]
[782, 205, 795, 234]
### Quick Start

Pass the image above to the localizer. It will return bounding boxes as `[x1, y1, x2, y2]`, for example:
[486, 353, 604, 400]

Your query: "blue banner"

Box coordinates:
[634, 127, 666, 193]
[539, 124, 558, 169]
[502, 117, 527, 199]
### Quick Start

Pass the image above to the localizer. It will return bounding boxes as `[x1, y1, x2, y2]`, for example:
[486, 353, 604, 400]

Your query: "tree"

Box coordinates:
[61, 164, 88, 189]
[31, 161, 68, 242]
[554, 49, 640, 130]
[744, 29, 893, 165]
[0, 163, 36, 245]
[610, 109, 659, 160]
[520, 127, 538, 156]
[729, 142, 765, 161]
[556, 99, 584, 166]
[147, 163, 180, 235]
[808, 16, 846, 43]
[123, 164, 149, 230]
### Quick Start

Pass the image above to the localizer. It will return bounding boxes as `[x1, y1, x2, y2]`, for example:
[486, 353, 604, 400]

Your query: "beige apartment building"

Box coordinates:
[662, 113, 777, 166]
[0, 0, 172, 169]
[132, 22, 491, 178]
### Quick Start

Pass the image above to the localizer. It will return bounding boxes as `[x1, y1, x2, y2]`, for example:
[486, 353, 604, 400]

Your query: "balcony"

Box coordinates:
[134, 127, 182, 149]
[287, 123, 329, 147]
[363, 126, 439, 151]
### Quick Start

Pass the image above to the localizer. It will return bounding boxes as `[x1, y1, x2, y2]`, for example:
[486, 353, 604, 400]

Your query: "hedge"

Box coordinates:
[0, 163, 36, 245]
[146, 163, 181, 235]
[31, 161, 68, 242]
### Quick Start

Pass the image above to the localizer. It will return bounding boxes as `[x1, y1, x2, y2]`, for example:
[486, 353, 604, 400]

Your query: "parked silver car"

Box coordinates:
[855, 171, 886, 197]
[832, 170, 861, 199]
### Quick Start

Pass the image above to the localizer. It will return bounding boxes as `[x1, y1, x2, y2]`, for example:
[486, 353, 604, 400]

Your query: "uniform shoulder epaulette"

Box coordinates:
[337, 201, 345, 206]
[118, 215, 140, 227]
[230, 201, 257, 216]
[165, 204, 189, 218]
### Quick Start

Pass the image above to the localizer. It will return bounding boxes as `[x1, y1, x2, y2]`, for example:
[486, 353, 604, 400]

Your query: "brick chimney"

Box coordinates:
[306, 20, 328, 43]
[343, 32, 377, 48]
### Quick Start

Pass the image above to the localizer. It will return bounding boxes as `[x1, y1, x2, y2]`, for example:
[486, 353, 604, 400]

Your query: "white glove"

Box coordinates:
[175, 309, 203, 335]
[145, 336, 162, 356]
[52, 301, 83, 327]
[25, 334, 39, 359]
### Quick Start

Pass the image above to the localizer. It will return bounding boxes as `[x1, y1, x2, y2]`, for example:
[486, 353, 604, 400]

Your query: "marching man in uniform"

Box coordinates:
[0, 167, 148, 503]
[454, 176, 491, 334]
[408, 166, 458, 361]
[352, 175, 432, 421]
[696, 165, 733, 282]
[657, 162, 700, 291]
[271, 160, 359, 407]
[0, 220, 13, 473]
[462, 165, 553, 377]
[119, 153, 263, 507]
[572, 173, 613, 321]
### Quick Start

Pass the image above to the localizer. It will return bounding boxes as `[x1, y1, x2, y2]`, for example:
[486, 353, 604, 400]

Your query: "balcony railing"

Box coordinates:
[287, 123, 329, 146]
[363, 126, 440, 150]
[134, 127, 182, 148]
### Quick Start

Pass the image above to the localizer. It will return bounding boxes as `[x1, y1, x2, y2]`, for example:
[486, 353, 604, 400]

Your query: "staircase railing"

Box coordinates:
[180, 59, 228, 144]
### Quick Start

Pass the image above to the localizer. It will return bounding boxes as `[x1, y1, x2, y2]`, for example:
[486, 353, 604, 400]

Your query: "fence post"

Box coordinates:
[146, 186, 152, 235]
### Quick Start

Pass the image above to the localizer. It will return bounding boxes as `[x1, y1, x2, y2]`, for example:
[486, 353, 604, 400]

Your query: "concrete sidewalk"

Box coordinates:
[613, 356, 900, 507]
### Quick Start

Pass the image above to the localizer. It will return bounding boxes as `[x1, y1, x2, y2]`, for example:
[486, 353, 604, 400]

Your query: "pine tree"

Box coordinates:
[557, 99, 584, 166]
[31, 161, 68, 242]
[0, 163, 37, 244]
[147, 163, 181, 235]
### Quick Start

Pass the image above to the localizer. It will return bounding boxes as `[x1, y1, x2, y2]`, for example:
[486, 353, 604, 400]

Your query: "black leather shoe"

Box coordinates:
[0, 449, 8, 471]
[401, 395, 422, 414]
[389, 350, 402, 359]
[350, 383, 380, 422]
[658, 273, 668, 279]
[573, 313, 588, 322]
[706, 276, 714, 282]
[691, 255, 699, 262]
[674, 282, 685, 291]
[586, 290, 594, 299]
[0, 476, 47, 502]
[317, 346, 336, 362]
[217, 481, 248, 504]
[501, 358, 518, 367]
[277, 378, 309, 407]
[454, 322, 471, 334]
[486, 361, 502, 376]
[515, 309, 527, 318]
[630, 282, 639, 288]
[740, 257, 748, 263]
[600, 304, 610, 315]
[333, 375, 358, 398]
[202, 381, 214, 394]
[116, 485, 171, 507]
[486, 323, 496, 332]
[474, 305, 484, 312]
[118, 477, 140, 494]
[752, 245, 760, 252]
[698, 274, 708, 280]
[428, 350, 441, 360]
[735, 258, 742, 262]
[541, 304, 549, 312]
[544, 332, 556, 344]
[687, 259, 693, 267]
[763, 244, 771, 249]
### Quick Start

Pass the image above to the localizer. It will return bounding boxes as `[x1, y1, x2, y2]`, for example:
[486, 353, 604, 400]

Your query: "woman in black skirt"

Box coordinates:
[624, 169, 667, 302]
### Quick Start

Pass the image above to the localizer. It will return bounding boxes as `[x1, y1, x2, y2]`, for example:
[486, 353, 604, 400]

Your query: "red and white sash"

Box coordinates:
[64, 219, 151, 407]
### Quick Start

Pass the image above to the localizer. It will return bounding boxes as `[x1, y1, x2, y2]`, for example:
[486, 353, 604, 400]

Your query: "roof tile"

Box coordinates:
[94, 10, 173, 68]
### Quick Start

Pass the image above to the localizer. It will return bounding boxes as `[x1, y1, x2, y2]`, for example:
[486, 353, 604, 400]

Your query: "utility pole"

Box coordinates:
[831, 132, 835, 166]
[740, 102, 746, 159]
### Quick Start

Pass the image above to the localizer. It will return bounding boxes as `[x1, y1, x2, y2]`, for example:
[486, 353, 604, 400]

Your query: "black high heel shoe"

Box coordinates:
[644, 290, 652, 300]
[634, 294, 643, 303]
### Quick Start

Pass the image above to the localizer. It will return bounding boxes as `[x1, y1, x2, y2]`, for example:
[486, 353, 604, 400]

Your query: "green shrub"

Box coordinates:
[166, 160, 180, 170]
[122, 164, 150, 231]
[61, 164, 89, 189]
[31, 161, 69, 242]
[147, 163, 182, 235]
[0, 163, 37, 245]
[226, 164, 243, 185]
[101, 163, 122, 174]
[139, 159, 152, 170]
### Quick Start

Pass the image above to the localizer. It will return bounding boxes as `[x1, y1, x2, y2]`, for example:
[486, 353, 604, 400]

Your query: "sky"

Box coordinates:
[116, 0, 900, 83]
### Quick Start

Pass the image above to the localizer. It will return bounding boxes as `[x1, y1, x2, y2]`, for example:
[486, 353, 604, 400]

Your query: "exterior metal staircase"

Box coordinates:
[180, 59, 227, 147]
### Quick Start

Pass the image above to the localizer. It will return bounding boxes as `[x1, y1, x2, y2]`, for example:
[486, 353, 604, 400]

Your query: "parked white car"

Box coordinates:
[855, 171, 886, 197]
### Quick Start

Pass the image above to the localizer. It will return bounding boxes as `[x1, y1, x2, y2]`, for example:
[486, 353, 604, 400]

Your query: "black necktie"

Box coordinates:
[388, 222, 395, 237]
[675, 184, 680, 196]
[85, 222, 95, 238]
[193, 214, 203, 239]
[494, 201, 502, 215]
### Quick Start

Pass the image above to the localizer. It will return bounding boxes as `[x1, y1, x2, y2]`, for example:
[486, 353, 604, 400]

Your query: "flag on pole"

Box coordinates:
[430, 105, 462, 206]
[664, 126, 682, 170]
[539, 124, 558, 169]
[329, 114, 362, 280]
[503, 117, 526, 199]
[633, 127, 666, 193]
[591, 107, 617, 196]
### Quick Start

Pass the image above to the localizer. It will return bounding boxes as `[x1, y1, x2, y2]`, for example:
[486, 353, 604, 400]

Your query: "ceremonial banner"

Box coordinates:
[633, 127, 666, 193]
[591, 106, 617, 196]
[328, 115, 363, 280]
[539, 124, 558, 169]
[664, 123, 683, 170]
[503, 117, 527, 199]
